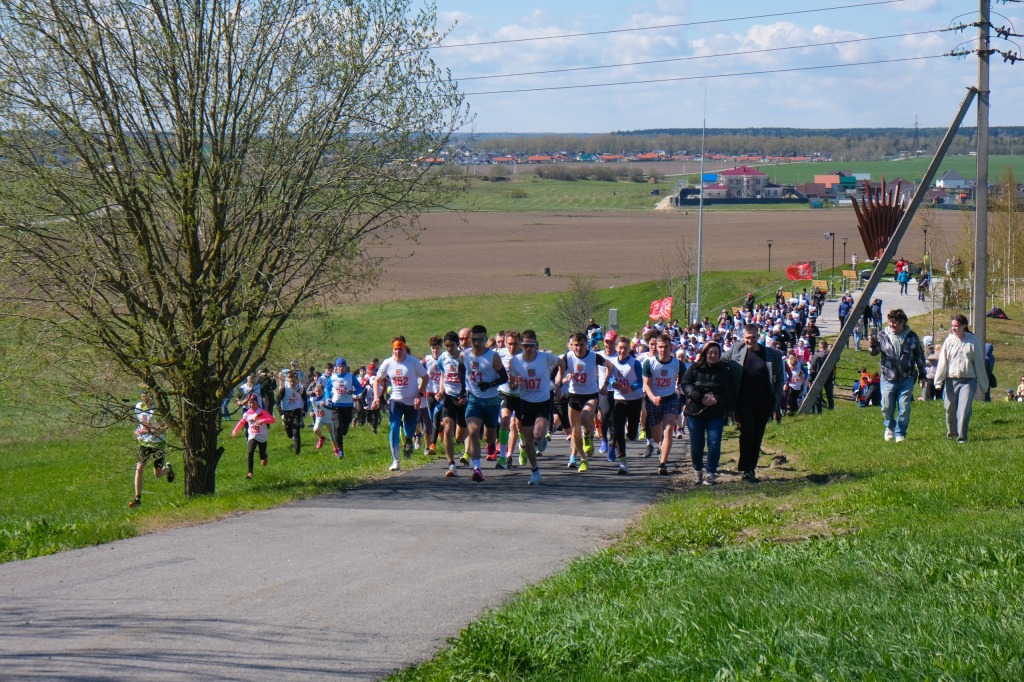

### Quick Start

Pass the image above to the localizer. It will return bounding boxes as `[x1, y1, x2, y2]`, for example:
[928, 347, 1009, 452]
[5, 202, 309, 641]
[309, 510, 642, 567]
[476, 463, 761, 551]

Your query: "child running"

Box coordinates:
[309, 382, 333, 451]
[232, 393, 276, 479]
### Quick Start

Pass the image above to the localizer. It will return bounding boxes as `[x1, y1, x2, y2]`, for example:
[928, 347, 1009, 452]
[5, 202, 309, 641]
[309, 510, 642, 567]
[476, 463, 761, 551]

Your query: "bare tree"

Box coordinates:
[0, 0, 469, 496]
[548, 275, 600, 337]
[661, 237, 699, 323]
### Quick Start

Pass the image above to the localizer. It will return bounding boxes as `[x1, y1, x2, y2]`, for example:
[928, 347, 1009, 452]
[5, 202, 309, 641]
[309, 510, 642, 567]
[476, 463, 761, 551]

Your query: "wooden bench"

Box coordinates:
[842, 270, 858, 280]
[732, 306, 742, 315]
[781, 291, 793, 300]
[812, 280, 828, 292]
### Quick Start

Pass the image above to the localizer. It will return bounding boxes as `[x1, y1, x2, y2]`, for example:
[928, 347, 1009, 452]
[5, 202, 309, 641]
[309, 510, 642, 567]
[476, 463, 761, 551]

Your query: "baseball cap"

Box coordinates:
[604, 330, 618, 342]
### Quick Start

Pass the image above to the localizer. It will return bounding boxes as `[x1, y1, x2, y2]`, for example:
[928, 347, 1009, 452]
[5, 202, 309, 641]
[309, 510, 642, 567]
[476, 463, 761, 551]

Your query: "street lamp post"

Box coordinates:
[824, 232, 836, 299]
[767, 239, 773, 272]
[842, 237, 848, 291]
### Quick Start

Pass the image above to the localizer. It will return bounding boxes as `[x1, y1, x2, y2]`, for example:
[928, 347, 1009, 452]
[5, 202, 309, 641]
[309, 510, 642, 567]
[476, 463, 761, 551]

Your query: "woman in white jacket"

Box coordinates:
[934, 314, 989, 443]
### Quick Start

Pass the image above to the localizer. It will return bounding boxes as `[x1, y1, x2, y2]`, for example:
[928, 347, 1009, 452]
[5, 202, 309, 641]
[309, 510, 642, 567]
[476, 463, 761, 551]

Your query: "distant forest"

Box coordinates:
[459, 127, 1024, 161]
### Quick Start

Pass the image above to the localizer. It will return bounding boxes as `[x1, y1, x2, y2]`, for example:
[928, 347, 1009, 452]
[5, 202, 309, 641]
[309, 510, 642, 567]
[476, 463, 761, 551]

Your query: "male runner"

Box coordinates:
[372, 337, 428, 471]
[555, 331, 609, 472]
[508, 329, 560, 485]
[458, 325, 508, 482]
[437, 331, 468, 477]
[325, 357, 356, 458]
[421, 336, 444, 455]
[275, 370, 306, 454]
[128, 390, 174, 507]
[643, 333, 684, 475]
[601, 335, 644, 474]
[597, 330, 618, 460]
[495, 329, 523, 469]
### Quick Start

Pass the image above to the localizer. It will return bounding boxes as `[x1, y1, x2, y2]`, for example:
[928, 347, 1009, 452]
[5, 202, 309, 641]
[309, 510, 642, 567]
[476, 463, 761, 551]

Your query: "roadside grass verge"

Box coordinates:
[438, 177, 676, 212]
[392, 307, 1024, 680]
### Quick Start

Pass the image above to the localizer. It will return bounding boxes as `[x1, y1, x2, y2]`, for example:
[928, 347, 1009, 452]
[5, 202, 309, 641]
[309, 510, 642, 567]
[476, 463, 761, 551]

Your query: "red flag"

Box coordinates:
[649, 297, 673, 320]
[786, 263, 813, 280]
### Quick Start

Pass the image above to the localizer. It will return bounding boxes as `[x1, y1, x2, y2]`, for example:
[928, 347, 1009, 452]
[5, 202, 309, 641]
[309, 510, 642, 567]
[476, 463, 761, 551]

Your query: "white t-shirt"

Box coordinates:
[497, 347, 519, 396]
[604, 356, 644, 401]
[423, 356, 442, 394]
[438, 350, 463, 396]
[135, 402, 164, 444]
[509, 352, 559, 403]
[309, 394, 328, 421]
[643, 356, 681, 398]
[279, 384, 305, 412]
[243, 409, 271, 442]
[563, 350, 603, 395]
[377, 354, 427, 405]
[461, 348, 501, 399]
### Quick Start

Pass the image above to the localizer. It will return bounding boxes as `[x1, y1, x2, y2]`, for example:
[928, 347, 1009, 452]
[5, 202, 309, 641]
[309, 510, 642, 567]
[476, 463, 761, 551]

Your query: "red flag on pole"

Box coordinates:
[785, 263, 813, 280]
[649, 297, 673, 320]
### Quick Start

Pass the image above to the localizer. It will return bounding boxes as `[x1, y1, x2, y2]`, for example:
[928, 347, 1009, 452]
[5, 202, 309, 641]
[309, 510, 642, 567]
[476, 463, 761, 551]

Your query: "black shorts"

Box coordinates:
[500, 392, 522, 419]
[138, 443, 165, 467]
[568, 392, 599, 412]
[519, 398, 553, 428]
[442, 394, 467, 428]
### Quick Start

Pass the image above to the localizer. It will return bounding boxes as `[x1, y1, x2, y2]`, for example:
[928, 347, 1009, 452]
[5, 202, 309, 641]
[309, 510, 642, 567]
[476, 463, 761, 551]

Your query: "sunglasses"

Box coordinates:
[471, 336, 486, 342]
[522, 342, 538, 348]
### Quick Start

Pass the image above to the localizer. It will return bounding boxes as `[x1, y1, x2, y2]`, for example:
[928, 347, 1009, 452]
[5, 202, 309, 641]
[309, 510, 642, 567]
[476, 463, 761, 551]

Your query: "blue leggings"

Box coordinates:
[389, 401, 418, 456]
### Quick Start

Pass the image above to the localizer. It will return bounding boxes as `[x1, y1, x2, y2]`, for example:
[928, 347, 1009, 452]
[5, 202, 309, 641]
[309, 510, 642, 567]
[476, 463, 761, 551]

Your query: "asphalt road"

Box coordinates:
[0, 434, 671, 681]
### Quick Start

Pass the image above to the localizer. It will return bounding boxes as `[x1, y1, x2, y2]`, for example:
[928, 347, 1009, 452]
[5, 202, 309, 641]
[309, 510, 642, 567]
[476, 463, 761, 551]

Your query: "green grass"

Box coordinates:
[438, 177, 676, 211]
[390, 306, 1024, 681]
[750, 155, 1024, 187]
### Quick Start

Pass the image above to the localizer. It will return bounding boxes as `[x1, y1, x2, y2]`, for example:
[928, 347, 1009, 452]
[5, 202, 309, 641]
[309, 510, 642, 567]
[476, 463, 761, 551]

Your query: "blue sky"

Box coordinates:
[430, 0, 1023, 132]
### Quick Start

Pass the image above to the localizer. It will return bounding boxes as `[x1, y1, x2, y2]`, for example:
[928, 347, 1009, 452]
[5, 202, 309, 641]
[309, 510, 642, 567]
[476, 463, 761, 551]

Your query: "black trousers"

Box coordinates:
[246, 439, 268, 473]
[332, 405, 353, 450]
[735, 402, 773, 473]
[282, 408, 304, 453]
[611, 398, 642, 456]
[812, 380, 835, 413]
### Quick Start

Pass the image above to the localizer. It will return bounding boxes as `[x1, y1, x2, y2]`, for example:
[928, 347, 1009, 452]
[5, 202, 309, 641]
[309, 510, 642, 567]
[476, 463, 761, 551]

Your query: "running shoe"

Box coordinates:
[528, 469, 542, 486]
[337, 449, 345, 460]
[261, 458, 268, 467]
[566, 455, 577, 468]
[618, 462, 630, 475]
[582, 435, 594, 456]
[486, 453, 498, 461]
[693, 468, 703, 485]
[459, 454, 470, 466]
[446, 464, 457, 477]
[428, 444, 437, 455]
[607, 449, 617, 463]
[128, 496, 141, 508]
[537, 438, 548, 454]
[388, 460, 401, 472]
[471, 467, 484, 482]
[657, 464, 669, 476]
[164, 463, 175, 484]
[495, 456, 508, 470]
[577, 458, 589, 473]
[316, 436, 324, 450]
[403, 440, 414, 458]
[644, 442, 654, 458]
[518, 450, 527, 467]
[599, 439, 608, 454]
[413, 435, 421, 450]
[245, 472, 252, 480]
[884, 428, 894, 442]
[704, 471, 716, 485]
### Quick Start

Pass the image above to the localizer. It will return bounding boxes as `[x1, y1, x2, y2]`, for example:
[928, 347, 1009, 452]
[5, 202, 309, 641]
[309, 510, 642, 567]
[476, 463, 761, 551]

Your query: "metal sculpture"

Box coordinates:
[852, 176, 905, 259]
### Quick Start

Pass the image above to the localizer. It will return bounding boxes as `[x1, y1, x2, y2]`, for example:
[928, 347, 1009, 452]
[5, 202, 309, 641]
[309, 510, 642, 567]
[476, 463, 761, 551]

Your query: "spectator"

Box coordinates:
[724, 323, 784, 482]
[868, 308, 926, 443]
[934, 314, 989, 443]
[808, 340, 835, 412]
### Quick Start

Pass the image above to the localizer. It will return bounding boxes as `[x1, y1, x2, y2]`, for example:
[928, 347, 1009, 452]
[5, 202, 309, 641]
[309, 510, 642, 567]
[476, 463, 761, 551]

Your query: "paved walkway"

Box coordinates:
[816, 279, 939, 340]
[0, 435, 672, 680]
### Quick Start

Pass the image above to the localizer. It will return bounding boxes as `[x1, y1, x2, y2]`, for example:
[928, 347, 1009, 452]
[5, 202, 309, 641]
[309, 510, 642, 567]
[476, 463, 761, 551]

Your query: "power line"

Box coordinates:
[455, 29, 944, 82]
[462, 54, 946, 95]
[435, 0, 908, 49]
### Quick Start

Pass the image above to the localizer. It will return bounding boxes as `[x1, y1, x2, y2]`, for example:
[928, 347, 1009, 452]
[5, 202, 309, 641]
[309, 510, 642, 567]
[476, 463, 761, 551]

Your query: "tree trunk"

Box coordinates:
[181, 393, 224, 497]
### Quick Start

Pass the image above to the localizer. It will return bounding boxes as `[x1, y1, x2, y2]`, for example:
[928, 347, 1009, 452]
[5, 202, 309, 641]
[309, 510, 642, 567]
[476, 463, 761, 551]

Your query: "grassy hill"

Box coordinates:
[752, 155, 1024, 187]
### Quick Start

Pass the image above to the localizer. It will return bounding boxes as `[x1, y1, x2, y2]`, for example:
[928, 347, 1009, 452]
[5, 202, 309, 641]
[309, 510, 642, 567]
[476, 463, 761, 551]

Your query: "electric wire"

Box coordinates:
[462, 54, 945, 95]
[454, 29, 944, 82]
[435, 0, 908, 49]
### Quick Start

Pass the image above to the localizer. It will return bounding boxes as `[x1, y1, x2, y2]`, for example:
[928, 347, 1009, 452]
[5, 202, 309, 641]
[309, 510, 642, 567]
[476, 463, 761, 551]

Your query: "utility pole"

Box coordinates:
[974, 0, 990, 352]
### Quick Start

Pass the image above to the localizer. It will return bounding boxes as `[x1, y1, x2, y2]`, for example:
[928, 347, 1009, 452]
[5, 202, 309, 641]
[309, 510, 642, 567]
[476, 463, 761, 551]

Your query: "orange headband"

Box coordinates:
[392, 340, 406, 350]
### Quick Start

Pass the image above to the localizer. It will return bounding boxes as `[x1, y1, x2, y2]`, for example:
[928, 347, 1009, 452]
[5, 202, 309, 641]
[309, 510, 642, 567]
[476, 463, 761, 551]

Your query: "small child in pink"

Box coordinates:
[232, 394, 276, 479]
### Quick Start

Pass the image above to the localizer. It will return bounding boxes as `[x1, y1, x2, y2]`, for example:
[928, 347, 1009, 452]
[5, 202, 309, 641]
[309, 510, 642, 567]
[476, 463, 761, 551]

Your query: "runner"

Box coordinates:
[437, 331, 468, 477]
[308, 382, 333, 451]
[555, 331, 609, 473]
[275, 370, 306, 454]
[508, 329, 560, 485]
[420, 336, 444, 456]
[232, 393, 276, 479]
[326, 357, 357, 458]
[459, 325, 509, 482]
[597, 330, 618, 461]
[601, 335, 644, 475]
[128, 390, 174, 508]
[372, 337, 428, 472]
[643, 333, 684, 476]
[495, 329, 523, 469]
